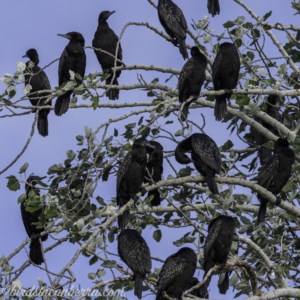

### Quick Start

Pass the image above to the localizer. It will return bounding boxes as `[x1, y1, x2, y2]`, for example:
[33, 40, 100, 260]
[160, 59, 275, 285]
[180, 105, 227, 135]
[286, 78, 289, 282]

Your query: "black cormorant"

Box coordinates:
[257, 138, 295, 223]
[212, 42, 240, 121]
[178, 46, 207, 121]
[207, 0, 220, 17]
[156, 247, 197, 300]
[55, 32, 86, 116]
[118, 229, 152, 299]
[145, 141, 164, 206]
[93, 11, 122, 100]
[200, 215, 236, 297]
[158, 0, 188, 60]
[175, 133, 221, 194]
[23, 49, 51, 137]
[21, 175, 48, 265]
[117, 138, 155, 229]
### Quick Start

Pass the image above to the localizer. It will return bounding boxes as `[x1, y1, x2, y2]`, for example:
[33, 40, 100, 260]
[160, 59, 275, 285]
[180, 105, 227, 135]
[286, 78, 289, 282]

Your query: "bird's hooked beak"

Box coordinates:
[143, 141, 156, 150]
[57, 33, 71, 40]
[22, 54, 28, 58]
[108, 10, 116, 17]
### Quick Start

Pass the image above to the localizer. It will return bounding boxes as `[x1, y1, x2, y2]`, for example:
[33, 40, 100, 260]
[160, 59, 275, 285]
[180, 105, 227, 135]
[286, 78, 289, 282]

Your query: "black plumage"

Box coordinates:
[257, 138, 295, 223]
[253, 95, 284, 165]
[175, 133, 221, 194]
[178, 46, 207, 121]
[93, 11, 122, 100]
[23, 49, 51, 137]
[186, 277, 204, 298]
[207, 0, 220, 17]
[117, 138, 154, 229]
[118, 229, 152, 299]
[145, 141, 164, 206]
[212, 42, 240, 121]
[21, 175, 48, 265]
[199, 215, 236, 297]
[55, 32, 86, 116]
[156, 247, 197, 300]
[158, 0, 188, 60]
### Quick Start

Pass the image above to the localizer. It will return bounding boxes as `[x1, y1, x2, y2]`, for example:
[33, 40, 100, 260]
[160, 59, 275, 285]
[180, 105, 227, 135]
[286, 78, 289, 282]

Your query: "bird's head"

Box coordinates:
[133, 138, 156, 151]
[190, 46, 207, 63]
[98, 10, 115, 23]
[22, 48, 38, 60]
[57, 32, 85, 46]
[22, 48, 39, 65]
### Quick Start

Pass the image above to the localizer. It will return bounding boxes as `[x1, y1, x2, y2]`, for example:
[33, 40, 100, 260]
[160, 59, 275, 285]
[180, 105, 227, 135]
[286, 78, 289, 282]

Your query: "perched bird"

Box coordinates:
[212, 42, 240, 121]
[23, 49, 51, 137]
[156, 247, 197, 300]
[158, 0, 188, 60]
[117, 138, 155, 229]
[178, 46, 207, 121]
[207, 0, 220, 17]
[257, 138, 295, 223]
[21, 175, 48, 265]
[252, 95, 284, 165]
[145, 141, 164, 206]
[55, 32, 86, 116]
[199, 215, 236, 297]
[175, 133, 221, 194]
[93, 10, 122, 100]
[118, 229, 152, 299]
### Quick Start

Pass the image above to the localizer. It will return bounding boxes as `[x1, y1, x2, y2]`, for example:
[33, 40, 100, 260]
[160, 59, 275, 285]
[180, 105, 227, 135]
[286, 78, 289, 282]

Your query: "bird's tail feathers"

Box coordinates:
[149, 190, 161, 206]
[198, 270, 211, 299]
[178, 38, 188, 60]
[214, 95, 227, 121]
[106, 78, 119, 100]
[207, 0, 220, 16]
[257, 198, 267, 224]
[55, 92, 71, 116]
[118, 209, 130, 229]
[37, 115, 49, 137]
[30, 238, 44, 265]
[134, 274, 144, 299]
[205, 175, 219, 194]
[218, 272, 229, 294]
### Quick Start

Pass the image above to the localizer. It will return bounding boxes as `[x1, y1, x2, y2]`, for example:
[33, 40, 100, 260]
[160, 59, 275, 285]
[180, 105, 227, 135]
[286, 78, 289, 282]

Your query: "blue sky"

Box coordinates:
[0, 0, 297, 299]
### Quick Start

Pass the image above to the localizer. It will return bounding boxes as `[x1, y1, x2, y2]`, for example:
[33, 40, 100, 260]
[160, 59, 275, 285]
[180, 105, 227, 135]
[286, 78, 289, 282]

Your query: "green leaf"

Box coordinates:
[236, 95, 250, 107]
[262, 10, 272, 21]
[222, 140, 234, 150]
[66, 150, 76, 160]
[178, 167, 192, 177]
[153, 229, 162, 242]
[235, 16, 245, 25]
[19, 163, 29, 174]
[91, 96, 99, 110]
[223, 21, 235, 28]
[76, 135, 84, 142]
[7, 175, 20, 191]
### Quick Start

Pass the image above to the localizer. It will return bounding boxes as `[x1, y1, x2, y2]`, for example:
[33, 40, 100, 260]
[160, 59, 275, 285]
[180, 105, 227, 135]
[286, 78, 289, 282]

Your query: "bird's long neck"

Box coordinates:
[27, 56, 39, 67]
[97, 20, 110, 31]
